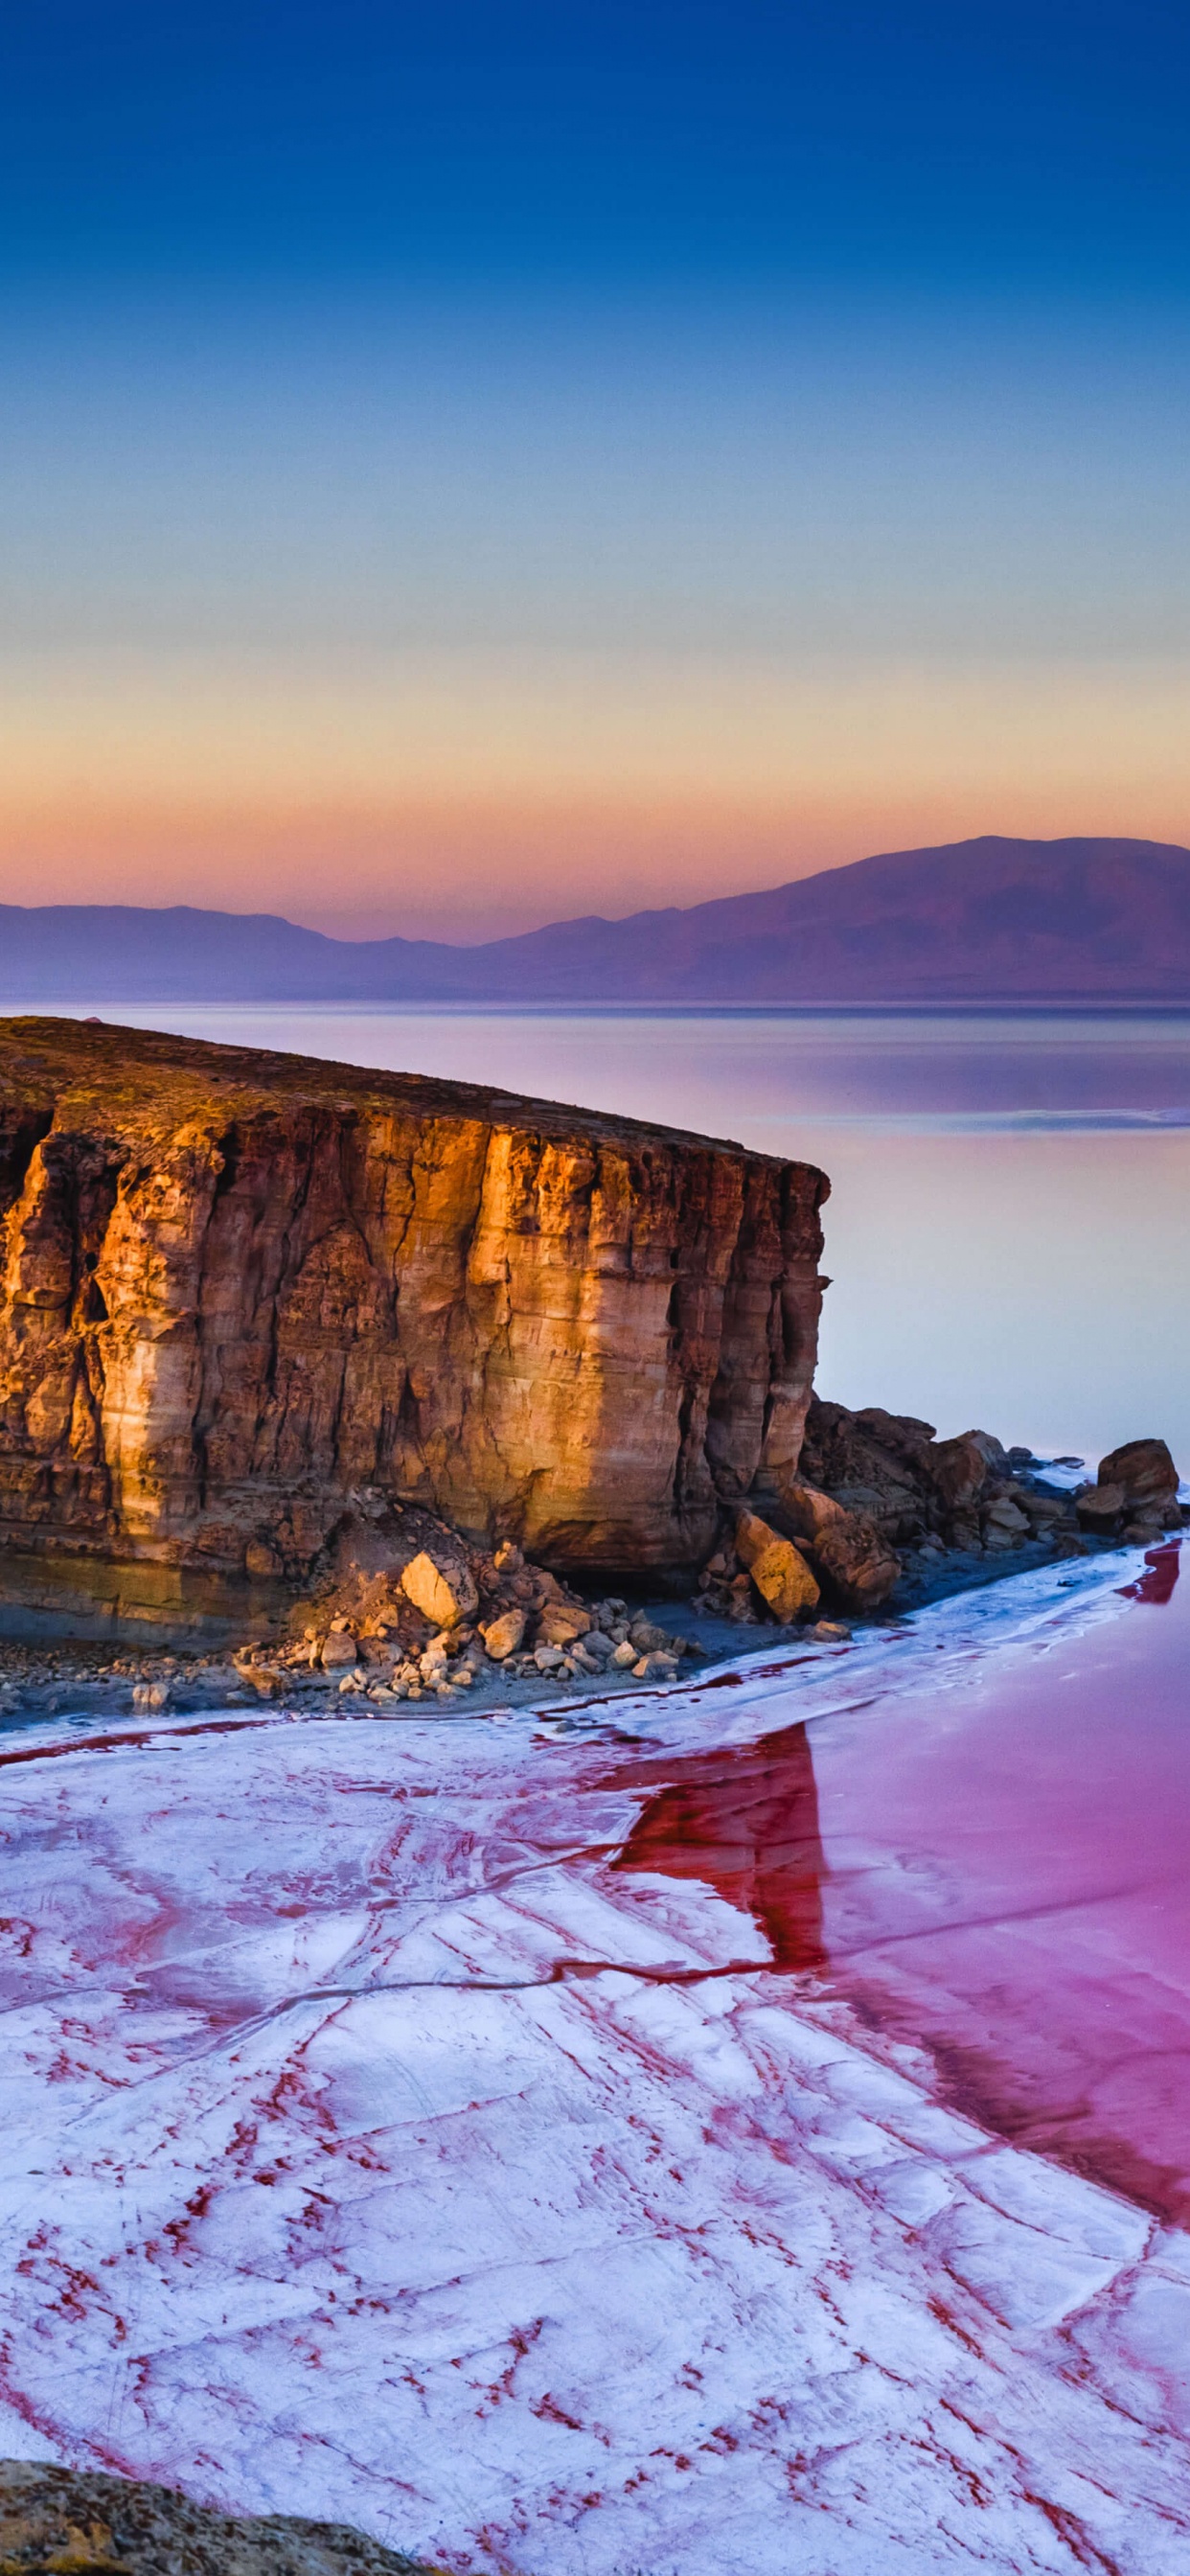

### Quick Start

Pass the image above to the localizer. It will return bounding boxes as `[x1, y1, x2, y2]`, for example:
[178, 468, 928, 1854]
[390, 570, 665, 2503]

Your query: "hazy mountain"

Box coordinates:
[1, 837, 1188, 1006]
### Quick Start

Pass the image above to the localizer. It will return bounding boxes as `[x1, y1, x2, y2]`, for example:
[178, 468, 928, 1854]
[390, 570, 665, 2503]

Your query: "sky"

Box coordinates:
[2, 0, 1188, 942]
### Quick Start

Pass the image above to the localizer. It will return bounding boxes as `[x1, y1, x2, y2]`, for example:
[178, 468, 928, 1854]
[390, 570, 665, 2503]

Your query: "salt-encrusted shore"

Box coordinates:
[2, 1552, 1189, 2573]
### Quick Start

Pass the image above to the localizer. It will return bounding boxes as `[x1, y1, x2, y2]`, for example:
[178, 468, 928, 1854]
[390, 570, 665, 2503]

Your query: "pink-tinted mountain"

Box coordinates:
[2, 836, 1188, 1004]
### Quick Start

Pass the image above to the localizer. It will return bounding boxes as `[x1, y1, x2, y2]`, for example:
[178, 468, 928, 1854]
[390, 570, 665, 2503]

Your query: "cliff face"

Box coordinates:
[0, 1020, 828, 1639]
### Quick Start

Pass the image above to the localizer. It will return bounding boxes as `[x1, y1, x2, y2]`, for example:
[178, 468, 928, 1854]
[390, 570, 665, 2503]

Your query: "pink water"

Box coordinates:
[612, 1543, 1190, 2225]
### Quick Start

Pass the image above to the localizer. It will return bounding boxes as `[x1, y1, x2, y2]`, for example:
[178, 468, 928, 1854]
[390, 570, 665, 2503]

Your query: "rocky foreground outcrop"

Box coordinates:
[0, 1018, 827, 1642]
[0, 2460, 433, 2575]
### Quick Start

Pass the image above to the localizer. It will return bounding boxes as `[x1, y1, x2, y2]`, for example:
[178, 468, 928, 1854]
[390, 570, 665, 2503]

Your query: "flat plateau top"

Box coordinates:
[0, 1015, 817, 1175]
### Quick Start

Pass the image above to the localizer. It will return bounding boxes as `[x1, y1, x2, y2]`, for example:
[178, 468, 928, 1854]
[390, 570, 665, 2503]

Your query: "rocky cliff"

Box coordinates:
[0, 1019, 827, 1640]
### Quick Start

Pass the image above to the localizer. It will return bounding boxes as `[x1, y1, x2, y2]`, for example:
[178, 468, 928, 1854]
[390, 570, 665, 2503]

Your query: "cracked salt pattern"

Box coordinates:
[2, 1549, 1189, 2571]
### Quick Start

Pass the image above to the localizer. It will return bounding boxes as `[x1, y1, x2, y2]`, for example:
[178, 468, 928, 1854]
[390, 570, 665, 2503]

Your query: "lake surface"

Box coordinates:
[59, 1001, 1190, 1463]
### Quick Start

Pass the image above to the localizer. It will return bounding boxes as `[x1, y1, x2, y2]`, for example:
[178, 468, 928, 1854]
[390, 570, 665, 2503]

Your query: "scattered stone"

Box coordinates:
[627, 1616, 672, 1654]
[320, 1630, 358, 1669]
[610, 1640, 639, 1669]
[479, 1607, 526, 1661]
[538, 1605, 592, 1647]
[809, 1619, 851, 1642]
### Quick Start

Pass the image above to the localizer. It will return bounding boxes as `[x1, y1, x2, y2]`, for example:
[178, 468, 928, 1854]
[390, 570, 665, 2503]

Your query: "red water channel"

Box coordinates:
[613, 1544, 1190, 2225]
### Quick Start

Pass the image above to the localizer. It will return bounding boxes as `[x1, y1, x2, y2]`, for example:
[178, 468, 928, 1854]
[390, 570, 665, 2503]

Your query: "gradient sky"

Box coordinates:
[2, 1, 1188, 940]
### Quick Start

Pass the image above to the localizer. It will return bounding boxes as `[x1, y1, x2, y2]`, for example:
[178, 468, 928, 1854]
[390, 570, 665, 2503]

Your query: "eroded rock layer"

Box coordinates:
[0, 1019, 827, 1637]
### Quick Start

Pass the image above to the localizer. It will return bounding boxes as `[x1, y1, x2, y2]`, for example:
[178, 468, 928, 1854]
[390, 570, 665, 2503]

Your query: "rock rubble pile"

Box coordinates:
[225, 1506, 702, 1708]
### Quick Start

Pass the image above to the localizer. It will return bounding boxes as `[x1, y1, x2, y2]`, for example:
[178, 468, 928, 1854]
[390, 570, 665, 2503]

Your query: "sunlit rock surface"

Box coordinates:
[0, 1018, 827, 1638]
[2, 1556, 1190, 2570]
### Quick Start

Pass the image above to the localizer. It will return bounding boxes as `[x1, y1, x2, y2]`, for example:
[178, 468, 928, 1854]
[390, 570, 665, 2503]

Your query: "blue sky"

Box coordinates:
[4, 1, 1187, 294]
[1, 2, 1187, 939]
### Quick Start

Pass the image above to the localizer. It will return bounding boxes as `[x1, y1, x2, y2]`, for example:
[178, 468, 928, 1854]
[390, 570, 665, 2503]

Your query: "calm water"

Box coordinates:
[62, 1001, 1190, 1464]
[612, 1543, 1190, 2222]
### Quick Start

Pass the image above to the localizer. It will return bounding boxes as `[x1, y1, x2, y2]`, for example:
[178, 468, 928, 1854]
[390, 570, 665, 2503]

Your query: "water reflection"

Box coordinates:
[606, 1546, 1190, 2224]
[1119, 1539, 1181, 1604]
[610, 1720, 827, 1973]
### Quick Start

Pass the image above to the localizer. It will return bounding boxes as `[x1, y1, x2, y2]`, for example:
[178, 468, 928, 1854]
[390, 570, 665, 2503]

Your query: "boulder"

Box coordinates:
[1097, 1438, 1179, 1506]
[775, 1478, 900, 1609]
[400, 1550, 478, 1630]
[798, 1399, 938, 1543]
[734, 1510, 820, 1622]
[812, 1515, 900, 1608]
[1076, 1484, 1127, 1531]
[479, 1607, 526, 1661]
[930, 1435, 991, 1512]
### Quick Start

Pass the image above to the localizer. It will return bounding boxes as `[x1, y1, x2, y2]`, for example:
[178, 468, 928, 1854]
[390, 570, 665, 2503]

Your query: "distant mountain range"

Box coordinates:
[2, 836, 1189, 1006]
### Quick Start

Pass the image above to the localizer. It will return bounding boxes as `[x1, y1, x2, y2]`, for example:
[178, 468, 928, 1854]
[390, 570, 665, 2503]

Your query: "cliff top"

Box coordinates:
[0, 1015, 819, 1176]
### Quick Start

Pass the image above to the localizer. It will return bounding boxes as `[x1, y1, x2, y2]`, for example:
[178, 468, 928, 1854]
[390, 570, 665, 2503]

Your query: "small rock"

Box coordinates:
[321, 1630, 358, 1668]
[538, 1605, 592, 1647]
[627, 1617, 672, 1654]
[633, 1650, 680, 1681]
[131, 1682, 171, 1712]
[809, 1619, 851, 1642]
[480, 1607, 527, 1661]
[610, 1640, 639, 1668]
[534, 1644, 565, 1672]
[493, 1540, 524, 1573]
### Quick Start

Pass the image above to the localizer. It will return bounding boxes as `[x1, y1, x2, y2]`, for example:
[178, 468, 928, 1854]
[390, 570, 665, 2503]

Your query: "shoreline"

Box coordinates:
[0, 1521, 1162, 1737]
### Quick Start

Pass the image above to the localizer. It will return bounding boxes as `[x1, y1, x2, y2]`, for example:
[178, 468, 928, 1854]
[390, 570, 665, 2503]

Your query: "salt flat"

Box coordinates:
[2, 1568, 1189, 2573]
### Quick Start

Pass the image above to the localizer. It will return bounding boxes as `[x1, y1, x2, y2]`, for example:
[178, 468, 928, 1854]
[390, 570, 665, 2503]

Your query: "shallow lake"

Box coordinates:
[57, 1000, 1190, 1462]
